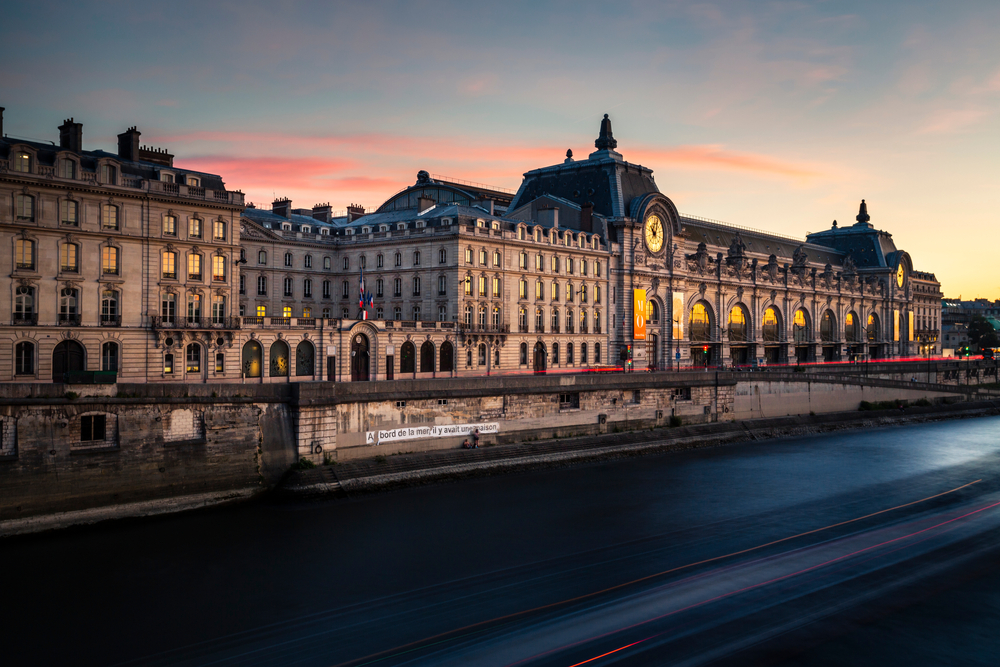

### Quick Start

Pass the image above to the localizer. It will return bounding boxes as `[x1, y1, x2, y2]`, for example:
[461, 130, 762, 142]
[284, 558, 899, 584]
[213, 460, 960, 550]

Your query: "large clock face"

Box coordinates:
[896, 264, 905, 287]
[644, 214, 665, 253]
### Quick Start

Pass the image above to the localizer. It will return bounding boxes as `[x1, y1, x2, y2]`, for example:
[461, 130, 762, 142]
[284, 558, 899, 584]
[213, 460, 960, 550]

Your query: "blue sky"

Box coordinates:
[3, 1, 998, 297]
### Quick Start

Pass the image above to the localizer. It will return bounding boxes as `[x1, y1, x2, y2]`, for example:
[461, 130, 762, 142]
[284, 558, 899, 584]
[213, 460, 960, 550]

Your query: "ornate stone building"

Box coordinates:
[0, 108, 942, 383]
[0, 109, 243, 383]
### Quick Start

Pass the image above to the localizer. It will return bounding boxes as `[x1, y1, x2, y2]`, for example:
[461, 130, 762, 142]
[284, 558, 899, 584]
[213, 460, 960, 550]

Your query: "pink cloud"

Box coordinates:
[629, 145, 822, 179]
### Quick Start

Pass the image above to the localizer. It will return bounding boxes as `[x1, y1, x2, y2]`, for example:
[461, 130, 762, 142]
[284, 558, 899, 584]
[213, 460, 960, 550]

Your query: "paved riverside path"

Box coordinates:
[282, 399, 1000, 498]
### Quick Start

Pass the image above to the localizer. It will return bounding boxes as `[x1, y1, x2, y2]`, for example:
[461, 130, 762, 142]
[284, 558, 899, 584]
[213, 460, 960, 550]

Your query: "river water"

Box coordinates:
[5, 415, 1000, 666]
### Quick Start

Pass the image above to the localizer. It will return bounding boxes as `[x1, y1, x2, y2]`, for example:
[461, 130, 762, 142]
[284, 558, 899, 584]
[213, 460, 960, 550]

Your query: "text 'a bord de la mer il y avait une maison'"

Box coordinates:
[366, 422, 500, 445]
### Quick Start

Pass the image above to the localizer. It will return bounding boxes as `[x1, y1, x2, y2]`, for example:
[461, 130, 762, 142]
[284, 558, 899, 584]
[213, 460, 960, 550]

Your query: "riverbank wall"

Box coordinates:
[1, 361, 995, 535]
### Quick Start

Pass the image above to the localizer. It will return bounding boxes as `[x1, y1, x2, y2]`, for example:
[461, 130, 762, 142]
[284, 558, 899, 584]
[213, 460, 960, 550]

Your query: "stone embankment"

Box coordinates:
[279, 399, 1000, 499]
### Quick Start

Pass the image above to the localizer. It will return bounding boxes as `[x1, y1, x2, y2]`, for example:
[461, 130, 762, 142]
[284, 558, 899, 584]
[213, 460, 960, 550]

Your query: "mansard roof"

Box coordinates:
[680, 216, 846, 266]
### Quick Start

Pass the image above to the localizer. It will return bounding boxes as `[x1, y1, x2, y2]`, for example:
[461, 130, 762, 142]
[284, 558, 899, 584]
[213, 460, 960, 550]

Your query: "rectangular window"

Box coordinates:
[81, 415, 107, 442]
[163, 215, 176, 235]
[257, 305, 267, 317]
[213, 220, 226, 241]
[283, 306, 292, 318]
[60, 158, 75, 179]
[15, 239, 34, 270]
[61, 244, 78, 272]
[102, 246, 118, 275]
[492, 277, 500, 295]
[161, 293, 176, 322]
[164, 353, 174, 374]
[212, 296, 225, 324]
[189, 218, 202, 238]
[16, 195, 34, 221]
[478, 276, 486, 296]
[212, 255, 226, 282]
[187, 294, 201, 322]
[101, 164, 117, 185]
[102, 205, 119, 230]
[215, 353, 225, 373]
[239, 275, 246, 294]
[61, 200, 78, 226]
[188, 253, 202, 281]
[257, 276, 267, 295]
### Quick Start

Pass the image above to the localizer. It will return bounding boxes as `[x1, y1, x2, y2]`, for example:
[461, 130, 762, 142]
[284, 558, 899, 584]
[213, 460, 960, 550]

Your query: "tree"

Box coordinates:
[968, 316, 997, 350]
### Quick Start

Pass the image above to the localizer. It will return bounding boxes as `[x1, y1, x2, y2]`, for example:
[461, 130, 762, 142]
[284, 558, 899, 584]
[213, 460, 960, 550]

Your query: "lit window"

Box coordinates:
[15, 194, 34, 221]
[189, 218, 202, 238]
[213, 220, 226, 241]
[61, 243, 79, 272]
[188, 253, 202, 281]
[163, 215, 176, 235]
[13, 151, 31, 173]
[102, 204, 119, 230]
[212, 255, 226, 282]
[102, 246, 119, 275]
[61, 200, 78, 226]
[15, 239, 35, 270]
[283, 306, 292, 318]
[257, 305, 267, 317]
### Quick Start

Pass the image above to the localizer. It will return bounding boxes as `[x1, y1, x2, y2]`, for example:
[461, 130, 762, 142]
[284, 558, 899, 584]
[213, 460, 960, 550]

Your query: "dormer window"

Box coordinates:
[415, 220, 425, 229]
[101, 164, 117, 185]
[442, 218, 452, 226]
[491, 221, 500, 230]
[59, 158, 75, 179]
[320, 228, 329, 236]
[187, 176, 200, 187]
[281, 223, 291, 231]
[345, 228, 354, 236]
[301, 225, 311, 234]
[361, 226, 370, 234]
[476, 219, 485, 228]
[160, 172, 174, 183]
[13, 151, 31, 173]
[379, 225, 388, 232]
[397, 223, 406, 231]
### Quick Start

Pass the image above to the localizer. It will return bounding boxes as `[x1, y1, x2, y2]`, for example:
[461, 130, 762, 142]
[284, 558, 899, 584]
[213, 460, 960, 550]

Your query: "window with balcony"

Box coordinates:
[101, 290, 119, 325]
[13, 151, 31, 173]
[14, 286, 34, 323]
[438, 305, 447, 321]
[59, 288, 78, 323]
[257, 305, 267, 317]
[393, 306, 401, 320]
[101, 164, 117, 185]
[283, 306, 292, 318]
[212, 295, 226, 324]
[187, 294, 202, 323]
[161, 293, 176, 324]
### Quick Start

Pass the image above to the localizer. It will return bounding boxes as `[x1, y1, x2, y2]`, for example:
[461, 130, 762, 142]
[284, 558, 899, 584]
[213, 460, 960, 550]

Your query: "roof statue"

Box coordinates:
[855, 199, 870, 226]
[595, 114, 617, 151]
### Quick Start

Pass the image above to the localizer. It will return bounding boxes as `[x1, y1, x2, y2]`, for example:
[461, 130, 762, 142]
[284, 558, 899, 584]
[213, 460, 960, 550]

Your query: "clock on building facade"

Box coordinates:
[644, 214, 664, 253]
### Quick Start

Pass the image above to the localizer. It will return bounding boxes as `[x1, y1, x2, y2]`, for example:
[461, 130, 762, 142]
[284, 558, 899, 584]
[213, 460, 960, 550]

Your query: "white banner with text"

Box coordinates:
[366, 422, 499, 445]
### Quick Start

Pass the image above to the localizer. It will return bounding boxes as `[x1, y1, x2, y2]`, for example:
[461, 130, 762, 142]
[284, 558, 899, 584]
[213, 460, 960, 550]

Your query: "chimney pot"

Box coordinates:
[117, 126, 141, 161]
[59, 117, 84, 153]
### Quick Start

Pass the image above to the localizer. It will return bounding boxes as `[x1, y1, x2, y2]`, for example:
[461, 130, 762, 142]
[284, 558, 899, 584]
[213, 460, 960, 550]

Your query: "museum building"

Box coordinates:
[0, 108, 941, 383]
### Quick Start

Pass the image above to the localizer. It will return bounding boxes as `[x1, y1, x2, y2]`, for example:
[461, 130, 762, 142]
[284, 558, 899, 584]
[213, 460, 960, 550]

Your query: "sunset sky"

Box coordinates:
[3, 1, 998, 299]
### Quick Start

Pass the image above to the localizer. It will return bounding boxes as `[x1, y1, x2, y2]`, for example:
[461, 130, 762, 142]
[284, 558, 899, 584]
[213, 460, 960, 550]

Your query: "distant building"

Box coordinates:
[941, 297, 1000, 355]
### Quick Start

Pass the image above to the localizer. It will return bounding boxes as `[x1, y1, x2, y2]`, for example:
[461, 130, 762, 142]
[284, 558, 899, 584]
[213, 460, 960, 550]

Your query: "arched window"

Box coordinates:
[845, 312, 859, 342]
[821, 310, 836, 342]
[440, 341, 454, 372]
[395, 252, 402, 267]
[465, 305, 473, 326]
[413, 276, 421, 295]
[296, 341, 315, 376]
[478, 343, 487, 365]
[763, 306, 781, 342]
[793, 309, 810, 343]
[284, 252, 293, 267]
[647, 300, 659, 324]
[414, 251, 421, 266]
[551, 307, 560, 332]
[189, 217, 202, 238]
[59, 288, 79, 323]
[520, 342, 528, 365]
[242, 341, 262, 377]
[493, 250, 501, 266]
[690, 302, 712, 341]
[581, 342, 588, 365]
[15, 341, 34, 375]
[567, 343, 574, 365]
[535, 308, 544, 332]
[400, 341, 415, 373]
[188, 252, 202, 281]
[594, 342, 601, 364]
[269, 340, 289, 376]
[102, 341, 119, 372]
[479, 305, 487, 328]
[186, 343, 201, 373]
[728, 305, 748, 342]
[101, 290, 119, 325]
[14, 286, 34, 322]
[324, 256, 331, 270]
[867, 313, 880, 341]
[102, 204, 119, 230]
[492, 306, 501, 330]
[258, 250, 267, 264]
[420, 341, 435, 373]
[552, 342, 560, 364]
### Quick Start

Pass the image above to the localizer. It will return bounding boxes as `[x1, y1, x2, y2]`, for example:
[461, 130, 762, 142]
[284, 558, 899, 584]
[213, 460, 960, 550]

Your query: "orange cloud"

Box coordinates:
[629, 145, 822, 179]
[178, 156, 359, 190]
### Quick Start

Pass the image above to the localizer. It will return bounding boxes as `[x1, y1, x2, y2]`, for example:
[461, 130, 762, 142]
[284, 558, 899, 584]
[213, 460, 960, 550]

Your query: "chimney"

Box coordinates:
[580, 202, 594, 233]
[473, 198, 494, 215]
[312, 203, 332, 223]
[347, 204, 366, 222]
[537, 207, 559, 228]
[272, 197, 291, 217]
[417, 196, 435, 214]
[58, 118, 84, 153]
[117, 126, 141, 161]
[138, 144, 174, 167]
[0, 107, 4, 137]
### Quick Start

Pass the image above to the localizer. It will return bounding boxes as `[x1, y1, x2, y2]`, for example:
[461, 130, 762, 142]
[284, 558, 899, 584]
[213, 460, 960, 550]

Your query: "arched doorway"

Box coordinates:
[728, 304, 750, 367]
[242, 341, 262, 377]
[647, 333, 658, 370]
[762, 305, 783, 365]
[440, 341, 454, 373]
[400, 341, 415, 374]
[52, 340, 85, 382]
[420, 341, 435, 373]
[690, 301, 714, 368]
[867, 313, 881, 359]
[533, 342, 546, 373]
[351, 333, 370, 381]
